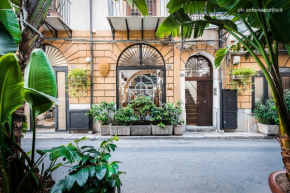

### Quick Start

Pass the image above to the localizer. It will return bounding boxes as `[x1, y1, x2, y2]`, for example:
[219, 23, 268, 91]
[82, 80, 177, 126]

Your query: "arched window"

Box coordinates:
[185, 55, 212, 78]
[116, 43, 165, 108]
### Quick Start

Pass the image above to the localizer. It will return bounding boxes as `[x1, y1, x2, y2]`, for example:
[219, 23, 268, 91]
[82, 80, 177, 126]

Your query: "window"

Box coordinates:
[252, 68, 290, 110]
[116, 44, 165, 109]
[127, 0, 156, 16]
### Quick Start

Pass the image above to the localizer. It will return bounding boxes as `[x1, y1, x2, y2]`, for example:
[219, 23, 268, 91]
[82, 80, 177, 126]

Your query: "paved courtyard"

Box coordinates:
[22, 138, 283, 193]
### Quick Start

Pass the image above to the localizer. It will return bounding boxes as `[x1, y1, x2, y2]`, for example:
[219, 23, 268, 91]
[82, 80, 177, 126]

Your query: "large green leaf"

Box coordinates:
[24, 49, 57, 115]
[0, 22, 18, 55]
[63, 174, 76, 191]
[0, 9, 21, 45]
[156, 9, 237, 38]
[126, 0, 148, 16]
[0, 53, 24, 123]
[269, 8, 290, 45]
[96, 163, 107, 180]
[24, 88, 58, 116]
[0, 0, 12, 9]
[75, 167, 89, 187]
[25, 49, 57, 97]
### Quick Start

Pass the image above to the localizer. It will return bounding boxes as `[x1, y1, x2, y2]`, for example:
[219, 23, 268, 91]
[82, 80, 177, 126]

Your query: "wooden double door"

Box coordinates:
[196, 80, 213, 126]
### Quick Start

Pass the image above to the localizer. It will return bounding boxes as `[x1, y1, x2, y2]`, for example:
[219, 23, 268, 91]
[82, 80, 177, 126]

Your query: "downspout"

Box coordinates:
[218, 28, 223, 131]
[89, 0, 94, 131]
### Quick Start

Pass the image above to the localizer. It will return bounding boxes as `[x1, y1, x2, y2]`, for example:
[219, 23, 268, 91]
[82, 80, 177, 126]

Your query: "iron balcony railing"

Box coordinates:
[48, 0, 71, 25]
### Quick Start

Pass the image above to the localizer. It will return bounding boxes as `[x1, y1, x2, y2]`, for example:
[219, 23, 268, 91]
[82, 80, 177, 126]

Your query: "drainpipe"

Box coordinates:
[89, 0, 94, 131]
[218, 28, 223, 132]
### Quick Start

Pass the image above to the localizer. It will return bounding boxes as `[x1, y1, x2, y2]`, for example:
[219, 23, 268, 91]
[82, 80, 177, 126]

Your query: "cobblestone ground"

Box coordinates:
[22, 139, 283, 193]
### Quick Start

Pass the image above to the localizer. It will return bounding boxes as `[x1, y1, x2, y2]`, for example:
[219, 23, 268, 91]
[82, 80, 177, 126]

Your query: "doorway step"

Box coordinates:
[185, 89, 197, 125]
[186, 126, 217, 132]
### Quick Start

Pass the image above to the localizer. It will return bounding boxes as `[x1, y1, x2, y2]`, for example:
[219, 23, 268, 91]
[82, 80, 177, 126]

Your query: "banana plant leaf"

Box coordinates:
[0, 53, 24, 124]
[0, 9, 21, 45]
[0, 22, 18, 55]
[126, 0, 148, 16]
[0, 0, 12, 9]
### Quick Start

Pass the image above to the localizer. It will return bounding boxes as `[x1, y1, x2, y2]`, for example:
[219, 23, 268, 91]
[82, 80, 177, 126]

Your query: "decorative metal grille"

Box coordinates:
[128, 0, 156, 16]
[118, 44, 164, 66]
[185, 55, 212, 77]
[43, 44, 67, 66]
[128, 75, 155, 100]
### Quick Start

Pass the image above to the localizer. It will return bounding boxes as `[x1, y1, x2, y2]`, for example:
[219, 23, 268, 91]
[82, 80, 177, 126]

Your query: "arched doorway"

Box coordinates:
[29, 44, 69, 132]
[116, 43, 166, 108]
[185, 55, 213, 126]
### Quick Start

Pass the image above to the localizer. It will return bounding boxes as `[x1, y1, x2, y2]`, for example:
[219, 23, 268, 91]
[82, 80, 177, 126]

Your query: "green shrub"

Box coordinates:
[87, 101, 115, 125]
[254, 89, 290, 125]
[114, 107, 138, 126]
[128, 95, 155, 123]
[150, 103, 176, 128]
[49, 137, 124, 193]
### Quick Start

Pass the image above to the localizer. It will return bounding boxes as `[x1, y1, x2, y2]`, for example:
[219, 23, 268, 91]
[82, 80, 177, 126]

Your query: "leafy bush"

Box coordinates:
[128, 95, 155, 123]
[254, 89, 290, 125]
[87, 101, 115, 125]
[114, 107, 138, 126]
[49, 136, 124, 193]
[231, 67, 258, 76]
[174, 100, 184, 126]
[150, 103, 176, 128]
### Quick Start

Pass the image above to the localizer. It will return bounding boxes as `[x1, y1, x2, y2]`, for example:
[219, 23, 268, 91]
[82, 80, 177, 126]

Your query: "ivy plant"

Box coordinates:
[67, 68, 90, 98]
[49, 136, 124, 193]
[229, 67, 259, 94]
[87, 101, 116, 125]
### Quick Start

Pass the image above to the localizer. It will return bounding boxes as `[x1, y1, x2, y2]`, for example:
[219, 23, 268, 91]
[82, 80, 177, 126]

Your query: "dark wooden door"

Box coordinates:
[197, 81, 213, 126]
[222, 89, 238, 129]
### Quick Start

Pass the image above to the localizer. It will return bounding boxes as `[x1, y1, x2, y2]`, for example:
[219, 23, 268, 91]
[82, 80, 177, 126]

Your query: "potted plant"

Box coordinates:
[129, 96, 155, 136]
[229, 67, 259, 94]
[49, 136, 124, 193]
[67, 68, 90, 98]
[254, 99, 279, 135]
[87, 101, 115, 135]
[173, 100, 185, 135]
[150, 103, 175, 136]
[110, 107, 137, 136]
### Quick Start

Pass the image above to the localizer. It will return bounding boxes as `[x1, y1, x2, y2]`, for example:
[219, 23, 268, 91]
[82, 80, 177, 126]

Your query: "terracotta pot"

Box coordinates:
[268, 171, 285, 193]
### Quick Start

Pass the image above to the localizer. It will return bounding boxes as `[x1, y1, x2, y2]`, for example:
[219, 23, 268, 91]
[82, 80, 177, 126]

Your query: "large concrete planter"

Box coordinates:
[131, 125, 151, 136]
[100, 124, 110, 136]
[174, 125, 184, 135]
[152, 125, 173, 136]
[109, 125, 130, 136]
[257, 123, 279, 135]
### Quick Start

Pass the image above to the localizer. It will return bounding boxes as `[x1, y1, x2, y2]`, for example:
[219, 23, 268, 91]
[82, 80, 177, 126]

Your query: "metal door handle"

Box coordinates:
[197, 101, 199, 104]
[204, 101, 206, 103]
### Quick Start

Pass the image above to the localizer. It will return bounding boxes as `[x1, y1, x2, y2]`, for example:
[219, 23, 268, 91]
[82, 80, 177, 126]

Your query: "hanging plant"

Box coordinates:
[67, 68, 90, 97]
[229, 67, 259, 94]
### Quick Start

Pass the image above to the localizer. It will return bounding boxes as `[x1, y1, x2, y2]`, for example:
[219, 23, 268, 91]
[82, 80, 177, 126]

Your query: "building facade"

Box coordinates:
[25, 0, 290, 133]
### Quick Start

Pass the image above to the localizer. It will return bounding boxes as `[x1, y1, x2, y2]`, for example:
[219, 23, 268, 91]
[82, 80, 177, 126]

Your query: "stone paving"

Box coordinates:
[23, 131, 273, 140]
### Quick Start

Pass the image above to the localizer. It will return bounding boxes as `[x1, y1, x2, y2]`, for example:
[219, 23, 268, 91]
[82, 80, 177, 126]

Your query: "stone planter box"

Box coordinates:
[174, 125, 184, 135]
[109, 125, 130, 136]
[152, 125, 173, 136]
[131, 125, 151, 136]
[100, 125, 110, 136]
[257, 123, 279, 135]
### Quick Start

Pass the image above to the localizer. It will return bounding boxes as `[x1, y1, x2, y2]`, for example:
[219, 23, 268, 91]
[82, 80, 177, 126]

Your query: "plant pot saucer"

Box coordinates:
[268, 170, 288, 193]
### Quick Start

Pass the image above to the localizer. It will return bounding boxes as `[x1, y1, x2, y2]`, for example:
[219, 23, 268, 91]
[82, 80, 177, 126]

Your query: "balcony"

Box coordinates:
[43, 0, 72, 38]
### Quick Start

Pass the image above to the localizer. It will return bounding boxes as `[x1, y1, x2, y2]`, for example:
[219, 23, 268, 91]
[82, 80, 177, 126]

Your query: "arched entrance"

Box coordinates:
[185, 55, 213, 126]
[116, 43, 166, 108]
[29, 44, 68, 132]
